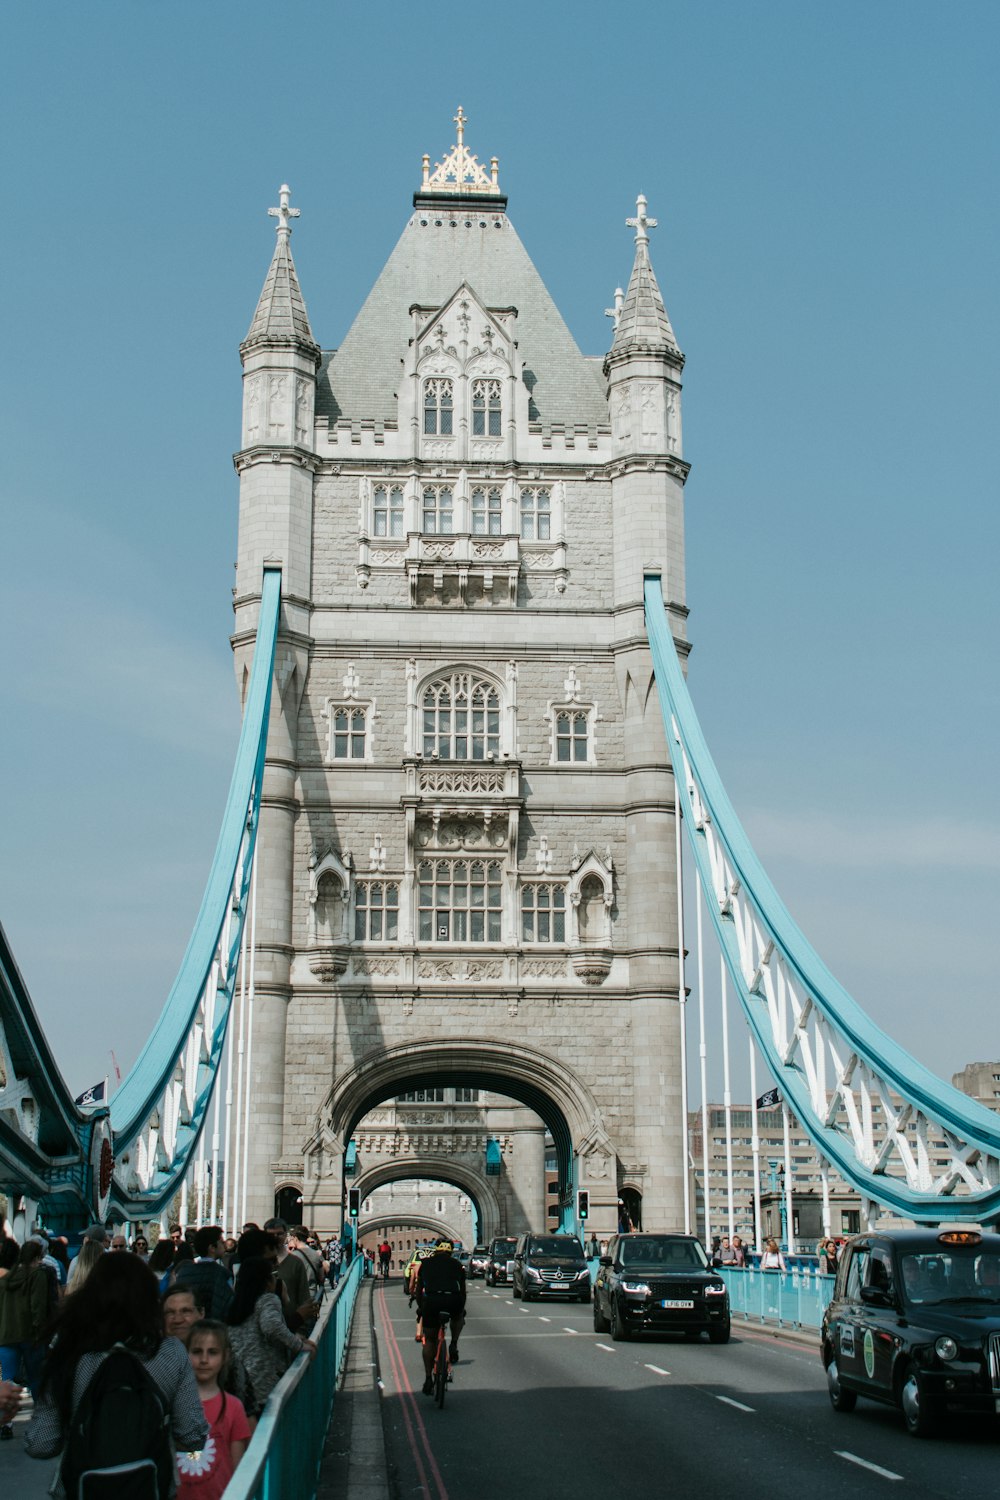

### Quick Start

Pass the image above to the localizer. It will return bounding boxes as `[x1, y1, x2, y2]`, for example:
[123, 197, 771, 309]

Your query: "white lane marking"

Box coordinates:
[519, 1307, 531, 1313]
[645, 1364, 671, 1376]
[539, 1316, 551, 1323]
[563, 1327, 581, 1335]
[595, 1343, 615, 1353]
[713, 1395, 754, 1413]
[835, 1452, 903, 1482]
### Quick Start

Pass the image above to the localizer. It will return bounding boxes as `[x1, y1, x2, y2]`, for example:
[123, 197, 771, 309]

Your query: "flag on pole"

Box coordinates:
[756, 1086, 782, 1109]
[74, 1079, 108, 1107]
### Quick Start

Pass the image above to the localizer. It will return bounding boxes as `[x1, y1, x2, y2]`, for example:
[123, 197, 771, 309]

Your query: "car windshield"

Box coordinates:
[529, 1237, 583, 1258]
[619, 1237, 710, 1271]
[900, 1248, 1000, 1305]
[493, 1240, 516, 1253]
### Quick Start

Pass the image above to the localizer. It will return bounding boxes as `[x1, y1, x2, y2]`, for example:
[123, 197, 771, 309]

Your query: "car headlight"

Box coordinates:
[934, 1335, 958, 1362]
[525, 1266, 541, 1280]
[575, 1268, 590, 1280]
[621, 1280, 650, 1296]
[705, 1283, 727, 1297]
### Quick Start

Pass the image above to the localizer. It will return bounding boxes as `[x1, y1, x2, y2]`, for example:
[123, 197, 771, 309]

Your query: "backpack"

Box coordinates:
[61, 1346, 173, 1500]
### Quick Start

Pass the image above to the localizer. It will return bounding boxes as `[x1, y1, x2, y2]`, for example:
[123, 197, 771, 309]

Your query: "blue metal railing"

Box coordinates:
[720, 1265, 833, 1331]
[225, 1254, 365, 1500]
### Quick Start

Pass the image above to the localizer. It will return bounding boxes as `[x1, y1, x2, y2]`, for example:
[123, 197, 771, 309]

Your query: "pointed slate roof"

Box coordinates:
[243, 188, 319, 359]
[318, 205, 608, 430]
[611, 194, 679, 359]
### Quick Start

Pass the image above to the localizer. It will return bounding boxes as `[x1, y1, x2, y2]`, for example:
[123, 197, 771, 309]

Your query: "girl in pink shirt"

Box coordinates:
[177, 1320, 251, 1500]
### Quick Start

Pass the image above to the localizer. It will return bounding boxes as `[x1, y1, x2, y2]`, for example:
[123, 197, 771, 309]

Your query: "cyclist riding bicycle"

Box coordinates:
[414, 1238, 467, 1395]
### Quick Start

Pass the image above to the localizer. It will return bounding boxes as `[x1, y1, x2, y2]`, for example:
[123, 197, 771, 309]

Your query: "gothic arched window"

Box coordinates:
[373, 484, 405, 538]
[422, 673, 500, 760]
[520, 487, 551, 541]
[471, 486, 503, 536]
[423, 378, 454, 435]
[472, 378, 502, 437]
[418, 858, 503, 942]
[422, 485, 454, 535]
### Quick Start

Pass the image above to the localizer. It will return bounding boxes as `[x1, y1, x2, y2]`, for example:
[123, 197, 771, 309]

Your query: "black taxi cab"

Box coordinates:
[821, 1226, 1000, 1436]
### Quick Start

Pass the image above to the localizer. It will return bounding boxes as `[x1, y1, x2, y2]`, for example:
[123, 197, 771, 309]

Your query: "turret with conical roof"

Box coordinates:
[604, 193, 688, 611]
[235, 184, 319, 615]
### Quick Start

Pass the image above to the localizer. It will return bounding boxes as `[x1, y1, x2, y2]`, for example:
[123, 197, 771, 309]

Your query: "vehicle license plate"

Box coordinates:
[661, 1299, 694, 1309]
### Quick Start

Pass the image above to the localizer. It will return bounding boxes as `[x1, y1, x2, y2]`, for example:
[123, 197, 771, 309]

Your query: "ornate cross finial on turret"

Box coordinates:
[420, 107, 502, 197]
[626, 193, 658, 245]
[605, 286, 625, 331]
[268, 184, 300, 237]
[454, 104, 467, 147]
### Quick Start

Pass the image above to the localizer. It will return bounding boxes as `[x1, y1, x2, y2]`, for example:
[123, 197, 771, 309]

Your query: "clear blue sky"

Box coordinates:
[1, 1, 997, 1105]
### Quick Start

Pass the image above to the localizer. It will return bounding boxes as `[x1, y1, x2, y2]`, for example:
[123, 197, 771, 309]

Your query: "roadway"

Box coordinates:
[372, 1276, 1000, 1499]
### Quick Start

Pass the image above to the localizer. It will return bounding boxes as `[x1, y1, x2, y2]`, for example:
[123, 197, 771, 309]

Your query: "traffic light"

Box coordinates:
[577, 1189, 590, 1221]
[348, 1187, 360, 1218]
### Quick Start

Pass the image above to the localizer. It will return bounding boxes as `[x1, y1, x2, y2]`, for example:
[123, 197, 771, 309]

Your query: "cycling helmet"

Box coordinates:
[434, 1238, 454, 1253]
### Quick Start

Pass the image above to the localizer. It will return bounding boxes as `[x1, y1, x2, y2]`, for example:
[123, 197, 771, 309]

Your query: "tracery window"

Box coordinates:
[422, 485, 454, 535]
[423, 379, 453, 435]
[354, 881, 399, 941]
[331, 707, 367, 760]
[418, 859, 503, 943]
[373, 484, 405, 538]
[555, 710, 589, 762]
[521, 884, 566, 943]
[520, 487, 551, 541]
[472, 378, 502, 437]
[398, 1088, 445, 1103]
[471, 485, 503, 536]
[422, 674, 500, 759]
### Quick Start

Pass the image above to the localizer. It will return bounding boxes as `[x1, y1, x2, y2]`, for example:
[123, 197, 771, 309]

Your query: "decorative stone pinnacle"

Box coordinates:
[626, 193, 658, 245]
[420, 107, 502, 197]
[604, 287, 625, 330]
[268, 184, 300, 237]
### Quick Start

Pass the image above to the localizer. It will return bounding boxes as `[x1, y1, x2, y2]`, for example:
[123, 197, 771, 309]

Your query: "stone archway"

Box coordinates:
[353, 1154, 502, 1243]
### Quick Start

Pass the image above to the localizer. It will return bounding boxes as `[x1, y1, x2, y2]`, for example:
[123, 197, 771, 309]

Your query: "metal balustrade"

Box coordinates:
[720, 1265, 833, 1331]
[226, 1255, 365, 1500]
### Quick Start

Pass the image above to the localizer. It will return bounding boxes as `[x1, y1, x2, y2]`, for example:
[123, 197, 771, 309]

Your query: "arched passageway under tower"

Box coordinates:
[303, 1039, 620, 1239]
[351, 1156, 496, 1243]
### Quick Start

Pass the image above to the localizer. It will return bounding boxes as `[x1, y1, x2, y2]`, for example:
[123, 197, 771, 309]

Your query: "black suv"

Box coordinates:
[485, 1236, 518, 1286]
[822, 1226, 1000, 1436]
[593, 1233, 730, 1342]
[512, 1234, 591, 1303]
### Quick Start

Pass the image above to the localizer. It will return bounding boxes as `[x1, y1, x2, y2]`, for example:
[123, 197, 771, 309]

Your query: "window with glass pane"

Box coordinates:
[521, 884, 566, 943]
[555, 710, 588, 762]
[398, 1088, 445, 1103]
[520, 487, 551, 540]
[455, 1087, 480, 1103]
[355, 881, 399, 941]
[422, 674, 500, 759]
[418, 859, 503, 942]
[373, 484, 404, 538]
[422, 486, 453, 535]
[471, 486, 503, 536]
[423, 378, 453, 435]
[333, 708, 367, 759]
[472, 378, 502, 437]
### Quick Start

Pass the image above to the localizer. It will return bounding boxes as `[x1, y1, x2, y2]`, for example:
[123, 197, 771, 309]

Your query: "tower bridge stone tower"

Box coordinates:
[233, 115, 691, 1237]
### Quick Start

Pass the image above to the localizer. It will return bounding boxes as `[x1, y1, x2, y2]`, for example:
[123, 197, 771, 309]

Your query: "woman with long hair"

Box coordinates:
[23, 1252, 206, 1495]
[226, 1257, 315, 1419]
[66, 1236, 105, 1292]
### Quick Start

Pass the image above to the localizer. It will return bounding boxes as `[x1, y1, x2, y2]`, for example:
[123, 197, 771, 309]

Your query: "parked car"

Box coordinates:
[469, 1244, 490, 1278]
[593, 1233, 730, 1342]
[485, 1236, 518, 1286]
[822, 1226, 1000, 1436]
[513, 1233, 591, 1302]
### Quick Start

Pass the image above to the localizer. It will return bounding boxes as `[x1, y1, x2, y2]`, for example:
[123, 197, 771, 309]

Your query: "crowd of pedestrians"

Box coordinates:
[0, 1210, 351, 1493]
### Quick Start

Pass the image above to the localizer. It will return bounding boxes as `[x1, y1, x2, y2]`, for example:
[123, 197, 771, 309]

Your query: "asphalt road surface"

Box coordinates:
[373, 1277, 1000, 1500]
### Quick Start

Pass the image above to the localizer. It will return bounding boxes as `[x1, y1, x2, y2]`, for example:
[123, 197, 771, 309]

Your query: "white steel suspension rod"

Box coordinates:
[674, 782, 691, 1235]
[222, 961, 237, 1236]
[696, 874, 710, 1246]
[821, 1162, 831, 1239]
[229, 893, 250, 1234]
[749, 1038, 763, 1254]
[239, 851, 259, 1232]
[720, 957, 735, 1240]
[782, 1101, 794, 1252]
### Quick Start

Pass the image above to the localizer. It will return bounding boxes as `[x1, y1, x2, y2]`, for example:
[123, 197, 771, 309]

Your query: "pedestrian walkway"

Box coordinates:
[317, 1277, 390, 1500]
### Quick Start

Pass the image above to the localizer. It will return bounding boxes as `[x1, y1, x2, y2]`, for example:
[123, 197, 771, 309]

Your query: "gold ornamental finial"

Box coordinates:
[420, 107, 502, 197]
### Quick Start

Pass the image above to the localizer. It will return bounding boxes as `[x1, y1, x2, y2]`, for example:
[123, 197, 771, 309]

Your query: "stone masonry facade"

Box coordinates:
[232, 131, 692, 1237]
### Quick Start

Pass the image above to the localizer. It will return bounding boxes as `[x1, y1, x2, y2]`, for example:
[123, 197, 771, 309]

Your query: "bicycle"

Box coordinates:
[431, 1310, 452, 1408]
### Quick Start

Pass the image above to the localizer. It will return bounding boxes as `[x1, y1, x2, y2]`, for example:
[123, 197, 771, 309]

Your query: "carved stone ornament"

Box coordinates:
[521, 958, 566, 979]
[570, 948, 613, 986]
[352, 958, 400, 978]
[308, 945, 349, 981]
